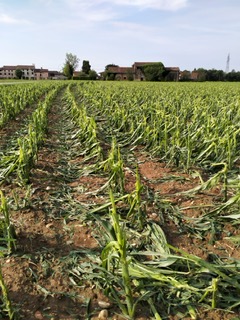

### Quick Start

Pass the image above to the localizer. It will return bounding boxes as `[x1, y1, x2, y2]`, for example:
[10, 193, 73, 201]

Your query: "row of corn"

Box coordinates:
[0, 82, 66, 319]
[0, 83, 65, 185]
[0, 82, 54, 128]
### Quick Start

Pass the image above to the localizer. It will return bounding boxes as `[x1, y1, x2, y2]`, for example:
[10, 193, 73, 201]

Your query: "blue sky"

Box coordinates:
[0, 0, 239, 72]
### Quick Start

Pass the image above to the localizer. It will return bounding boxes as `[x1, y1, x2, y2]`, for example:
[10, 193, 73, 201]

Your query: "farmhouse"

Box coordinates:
[101, 62, 180, 81]
[105, 66, 134, 81]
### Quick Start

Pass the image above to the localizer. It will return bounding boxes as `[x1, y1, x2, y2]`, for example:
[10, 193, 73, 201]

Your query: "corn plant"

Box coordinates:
[0, 82, 53, 128]
[71, 81, 240, 170]
[91, 194, 240, 318]
[62, 86, 102, 159]
[1, 85, 63, 185]
[0, 260, 16, 320]
[101, 189, 135, 319]
[0, 191, 16, 254]
[127, 167, 146, 230]
[103, 138, 125, 194]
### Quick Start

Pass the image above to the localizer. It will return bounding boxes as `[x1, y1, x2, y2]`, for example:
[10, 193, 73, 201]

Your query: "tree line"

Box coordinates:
[62, 53, 240, 82]
[181, 68, 240, 82]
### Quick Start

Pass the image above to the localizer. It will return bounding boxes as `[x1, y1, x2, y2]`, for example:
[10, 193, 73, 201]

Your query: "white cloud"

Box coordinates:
[0, 13, 30, 24]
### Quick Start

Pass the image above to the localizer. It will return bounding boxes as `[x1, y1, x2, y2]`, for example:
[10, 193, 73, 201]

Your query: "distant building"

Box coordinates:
[0, 65, 35, 79]
[190, 70, 199, 81]
[73, 71, 81, 78]
[179, 70, 200, 81]
[17, 65, 35, 79]
[48, 70, 67, 80]
[100, 62, 180, 81]
[100, 66, 134, 81]
[133, 62, 180, 81]
[0, 66, 16, 79]
[132, 62, 149, 81]
[0, 64, 66, 80]
[35, 68, 49, 80]
[165, 67, 180, 81]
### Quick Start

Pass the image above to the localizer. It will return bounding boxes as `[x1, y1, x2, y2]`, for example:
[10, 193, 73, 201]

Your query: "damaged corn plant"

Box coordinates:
[67, 81, 240, 319]
[0, 83, 64, 185]
[0, 192, 16, 319]
[1, 80, 240, 319]
[86, 181, 240, 319]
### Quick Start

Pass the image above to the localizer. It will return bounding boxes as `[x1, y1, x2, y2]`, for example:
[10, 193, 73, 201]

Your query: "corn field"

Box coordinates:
[0, 80, 240, 319]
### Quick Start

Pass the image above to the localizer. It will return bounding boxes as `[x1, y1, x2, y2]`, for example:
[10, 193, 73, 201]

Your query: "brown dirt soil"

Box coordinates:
[0, 91, 239, 320]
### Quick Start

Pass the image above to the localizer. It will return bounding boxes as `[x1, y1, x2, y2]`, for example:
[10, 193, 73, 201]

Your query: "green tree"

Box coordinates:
[196, 68, 207, 81]
[206, 69, 224, 81]
[105, 64, 119, 69]
[88, 70, 98, 80]
[63, 53, 79, 79]
[15, 69, 23, 79]
[82, 60, 91, 74]
[225, 70, 240, 81]
[142, 62, 165, 81]
[63, 62, 74, 80]
[126, 69, 134, 81]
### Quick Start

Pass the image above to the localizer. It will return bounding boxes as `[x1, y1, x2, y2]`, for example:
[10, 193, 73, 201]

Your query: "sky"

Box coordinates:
[0, 0, 239, 73]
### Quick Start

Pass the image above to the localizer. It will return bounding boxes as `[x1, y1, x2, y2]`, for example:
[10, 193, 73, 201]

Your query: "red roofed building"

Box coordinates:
[101, 66, 134, 81]
[101, 62, 180, 81]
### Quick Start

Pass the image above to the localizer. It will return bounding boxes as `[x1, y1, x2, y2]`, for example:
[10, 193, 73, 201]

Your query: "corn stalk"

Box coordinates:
[0, 191, 16, 254]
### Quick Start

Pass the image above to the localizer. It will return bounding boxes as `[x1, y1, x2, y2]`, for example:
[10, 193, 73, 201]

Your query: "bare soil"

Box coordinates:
[0, 91, 239, 320]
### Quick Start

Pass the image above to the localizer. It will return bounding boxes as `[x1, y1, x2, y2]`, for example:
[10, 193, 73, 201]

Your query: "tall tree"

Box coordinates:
[142, 62, 165, 81]
[63, 62, 74, 80]
[82, 60, 91, 74]
[196, 68, 207, 81]
[88, 70, 98, 80]
[15, 69, 23, 79]
[63, 53, 79, 79]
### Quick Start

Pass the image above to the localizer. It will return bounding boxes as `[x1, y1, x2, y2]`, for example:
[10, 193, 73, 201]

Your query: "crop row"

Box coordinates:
[0, 82, 58, 128]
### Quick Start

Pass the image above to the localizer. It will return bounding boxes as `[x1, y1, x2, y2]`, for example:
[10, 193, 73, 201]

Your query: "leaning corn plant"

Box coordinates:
[104, 138, 125, 194]
[127, 167, 146, 231]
